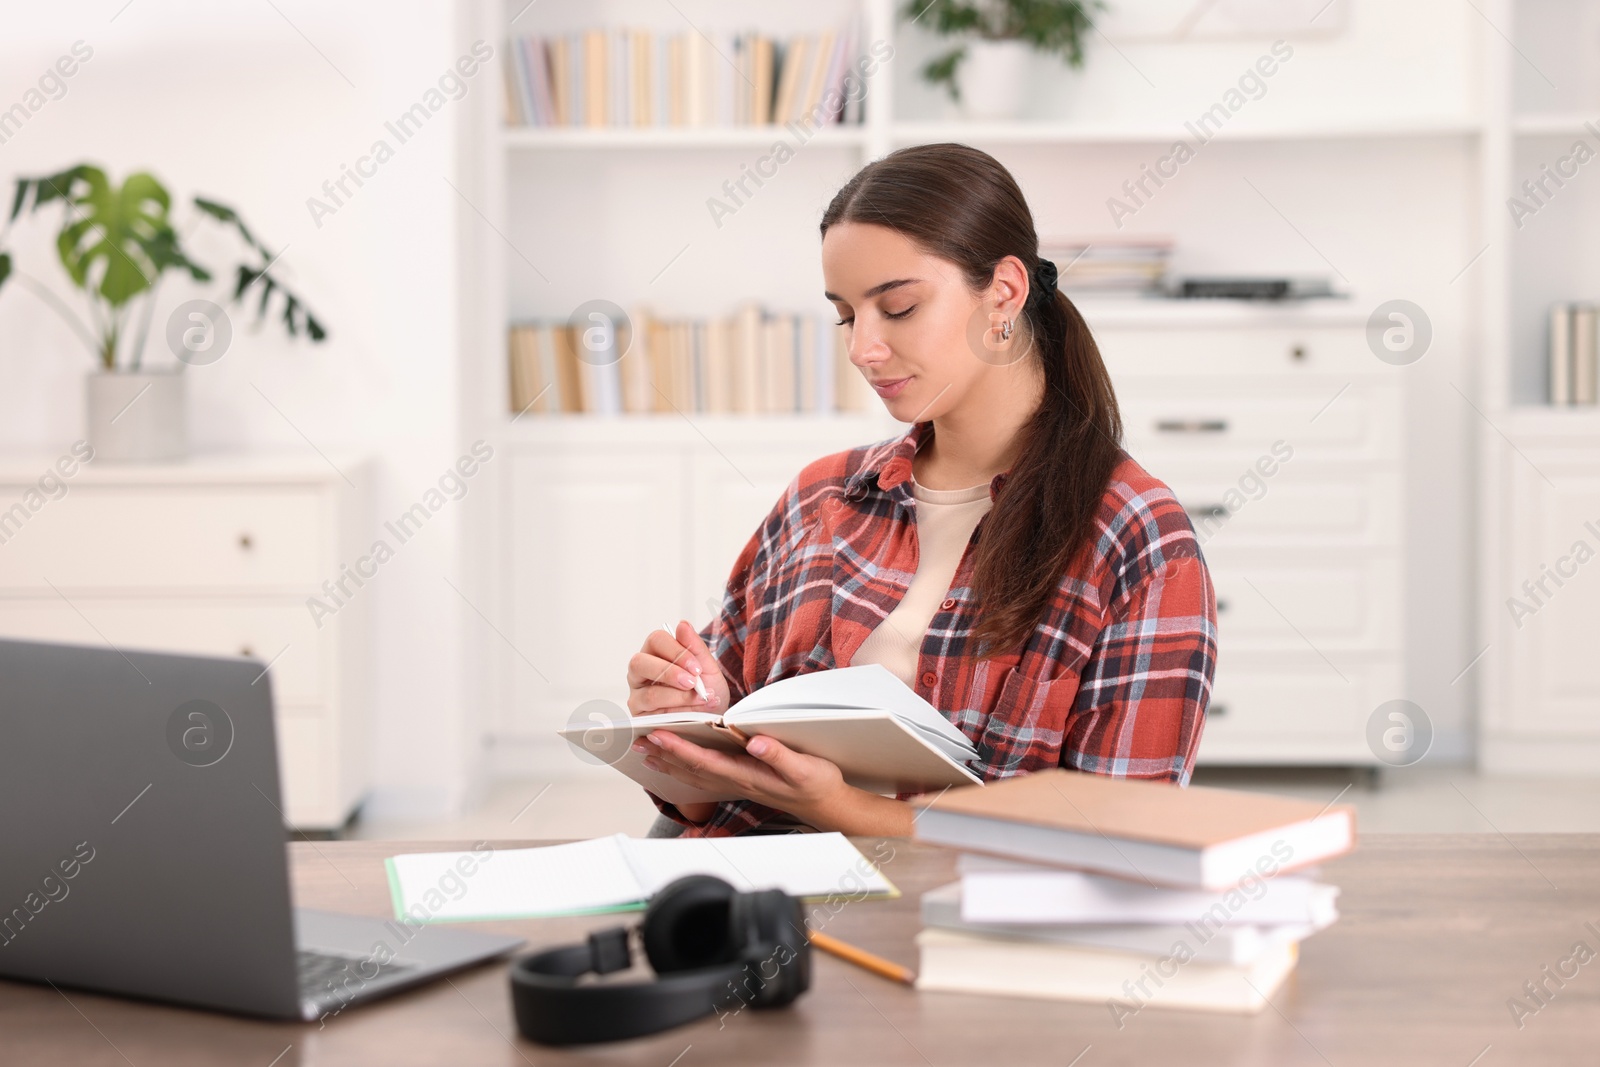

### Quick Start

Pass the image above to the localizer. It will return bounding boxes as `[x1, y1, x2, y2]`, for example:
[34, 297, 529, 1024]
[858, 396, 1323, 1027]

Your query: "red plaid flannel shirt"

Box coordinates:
[647, 420, 1217, 836]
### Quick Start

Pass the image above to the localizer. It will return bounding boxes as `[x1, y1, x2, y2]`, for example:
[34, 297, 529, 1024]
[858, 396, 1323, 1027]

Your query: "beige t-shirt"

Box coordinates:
[850, 475, 994, 688]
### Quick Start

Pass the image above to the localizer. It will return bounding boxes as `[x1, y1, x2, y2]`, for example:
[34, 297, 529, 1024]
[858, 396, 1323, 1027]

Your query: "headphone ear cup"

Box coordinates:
[737, 889, 812, 1008]
[641, 874, 741, 974]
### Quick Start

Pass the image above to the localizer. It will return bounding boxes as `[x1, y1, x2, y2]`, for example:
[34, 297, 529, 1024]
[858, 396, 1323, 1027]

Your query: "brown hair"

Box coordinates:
[820, 142, 1123, 658]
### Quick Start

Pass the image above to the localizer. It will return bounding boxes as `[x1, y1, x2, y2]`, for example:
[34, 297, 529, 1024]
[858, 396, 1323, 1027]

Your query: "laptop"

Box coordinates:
[0, 636, 522, 1021]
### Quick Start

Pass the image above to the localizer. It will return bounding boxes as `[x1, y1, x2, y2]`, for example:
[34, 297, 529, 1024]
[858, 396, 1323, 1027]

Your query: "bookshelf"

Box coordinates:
[1475, 0, 1600, 772]
[456, 0, 1491, 777]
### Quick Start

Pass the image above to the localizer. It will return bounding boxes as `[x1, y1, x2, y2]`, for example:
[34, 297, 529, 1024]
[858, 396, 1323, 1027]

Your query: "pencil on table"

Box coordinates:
[808, 930, 915, 986]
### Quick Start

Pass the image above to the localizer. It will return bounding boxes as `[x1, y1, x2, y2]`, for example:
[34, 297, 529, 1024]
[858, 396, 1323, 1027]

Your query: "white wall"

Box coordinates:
[0, 1, 486, 817]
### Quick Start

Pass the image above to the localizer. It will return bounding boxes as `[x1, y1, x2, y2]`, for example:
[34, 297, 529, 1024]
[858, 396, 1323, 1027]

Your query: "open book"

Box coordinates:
[560, 664, 983, 806]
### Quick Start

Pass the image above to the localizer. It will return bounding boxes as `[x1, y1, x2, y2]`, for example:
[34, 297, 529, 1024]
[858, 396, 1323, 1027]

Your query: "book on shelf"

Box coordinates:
[506, 304, 874, 417]
[557, 664, 984, 807]
[910, 768, 1358, 891]
[503, 20, 864, 130]
[1551, 302, 1600, 405]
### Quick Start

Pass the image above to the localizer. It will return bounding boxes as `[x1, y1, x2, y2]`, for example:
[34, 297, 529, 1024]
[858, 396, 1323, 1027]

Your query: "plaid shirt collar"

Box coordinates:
[844, 420, 1011, 505]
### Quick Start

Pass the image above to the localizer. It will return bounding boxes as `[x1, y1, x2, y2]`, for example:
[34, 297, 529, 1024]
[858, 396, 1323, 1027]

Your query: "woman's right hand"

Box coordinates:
[626, 619, 731, 717]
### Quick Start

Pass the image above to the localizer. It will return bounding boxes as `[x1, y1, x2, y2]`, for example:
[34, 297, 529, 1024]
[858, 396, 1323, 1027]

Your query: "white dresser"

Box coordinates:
[0, 451, 372, 829]
[1085, 301, 1406, 766]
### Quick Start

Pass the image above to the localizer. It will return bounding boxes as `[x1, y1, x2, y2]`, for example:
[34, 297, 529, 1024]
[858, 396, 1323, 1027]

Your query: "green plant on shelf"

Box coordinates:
[0, 163, 328, 371]
[902, 0, 1106, 104]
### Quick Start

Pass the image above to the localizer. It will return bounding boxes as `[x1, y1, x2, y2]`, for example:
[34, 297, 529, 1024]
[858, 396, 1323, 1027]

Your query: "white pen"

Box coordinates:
[661, 621, 710, 701]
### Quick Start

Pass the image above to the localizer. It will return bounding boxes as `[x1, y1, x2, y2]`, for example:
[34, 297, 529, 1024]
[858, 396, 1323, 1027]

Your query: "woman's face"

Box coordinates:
[822, 221, 1030, 425]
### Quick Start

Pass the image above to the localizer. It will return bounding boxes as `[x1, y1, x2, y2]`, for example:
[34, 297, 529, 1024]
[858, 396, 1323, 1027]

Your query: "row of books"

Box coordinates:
[1043, 237, 1173, 294]
[507, 307, 877, 416]
[1549, 303, 1600, 404]
[909, 769, 1356, 1013]
[503, 23, 866, 129]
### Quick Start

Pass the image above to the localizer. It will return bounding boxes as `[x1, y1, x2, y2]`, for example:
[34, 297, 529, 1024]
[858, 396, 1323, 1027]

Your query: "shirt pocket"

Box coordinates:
[975, 667, 1067, 780]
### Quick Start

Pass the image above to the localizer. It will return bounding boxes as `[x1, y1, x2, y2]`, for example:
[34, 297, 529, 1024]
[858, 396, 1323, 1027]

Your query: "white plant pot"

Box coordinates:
[958, 38, 1032, 121]
[86, 369, 187, 463]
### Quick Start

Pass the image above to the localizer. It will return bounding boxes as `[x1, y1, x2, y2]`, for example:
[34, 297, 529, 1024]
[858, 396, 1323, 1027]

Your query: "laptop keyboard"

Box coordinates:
[296, 949, 418, 997]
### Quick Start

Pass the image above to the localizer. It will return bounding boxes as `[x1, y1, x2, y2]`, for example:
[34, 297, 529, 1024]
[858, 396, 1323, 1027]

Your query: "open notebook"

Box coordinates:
[560, 664, 983, 806]
[384, 832, 899, 922]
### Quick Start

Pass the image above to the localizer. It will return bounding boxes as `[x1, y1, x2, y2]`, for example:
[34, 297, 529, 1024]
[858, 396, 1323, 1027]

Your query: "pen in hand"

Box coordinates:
[661, 621, 710, 702]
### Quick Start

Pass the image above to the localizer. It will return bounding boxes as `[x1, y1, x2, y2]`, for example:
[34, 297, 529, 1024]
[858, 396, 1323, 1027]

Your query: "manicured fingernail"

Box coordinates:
[677, 672, 694, 688]
[747, 737, 768, 756]
[689, 660, 703, 675]
[642, 757, 660, 771]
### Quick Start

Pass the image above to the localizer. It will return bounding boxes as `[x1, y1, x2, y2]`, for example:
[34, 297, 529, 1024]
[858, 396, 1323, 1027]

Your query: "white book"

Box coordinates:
[385, 832, 898, 922]
[915, 927, 1298, 1013]
[920, 880, 1329, 967]
[956, 855, 1340, 927]
[559, 664, 982, 806]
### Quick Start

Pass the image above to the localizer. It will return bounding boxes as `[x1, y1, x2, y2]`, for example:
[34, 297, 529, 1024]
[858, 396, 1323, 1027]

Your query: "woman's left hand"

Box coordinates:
[633, 730, 846, 820]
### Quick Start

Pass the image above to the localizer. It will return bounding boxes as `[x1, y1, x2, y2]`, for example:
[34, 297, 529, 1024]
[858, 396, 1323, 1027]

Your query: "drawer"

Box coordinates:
[1096, 325, 1379, 378]
[1196, 654, 1401, 764]
[0, 487, 327, 591]
[0, 599, 328, 703]
[1158, 465, 1401, 550]
[1207, 557, 1401, 652]
[1119, 384, 1399, 462]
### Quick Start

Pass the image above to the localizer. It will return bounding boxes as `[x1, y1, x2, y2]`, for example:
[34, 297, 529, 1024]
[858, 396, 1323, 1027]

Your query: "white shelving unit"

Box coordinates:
[1475, 0, 1600, 772]
[456, 0, 1497, 777]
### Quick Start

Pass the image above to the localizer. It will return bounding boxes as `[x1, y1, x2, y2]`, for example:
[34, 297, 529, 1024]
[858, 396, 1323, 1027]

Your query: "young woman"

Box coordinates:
[624, 143, 1216, 838]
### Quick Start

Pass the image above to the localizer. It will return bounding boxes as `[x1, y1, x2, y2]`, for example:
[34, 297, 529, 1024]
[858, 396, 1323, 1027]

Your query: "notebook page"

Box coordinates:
[619, 832, 897, 900]
[385, 834, 647, 922]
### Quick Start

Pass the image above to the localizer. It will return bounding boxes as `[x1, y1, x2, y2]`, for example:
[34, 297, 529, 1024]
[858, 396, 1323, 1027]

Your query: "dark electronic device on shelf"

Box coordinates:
[1170, 276, 1340, 301]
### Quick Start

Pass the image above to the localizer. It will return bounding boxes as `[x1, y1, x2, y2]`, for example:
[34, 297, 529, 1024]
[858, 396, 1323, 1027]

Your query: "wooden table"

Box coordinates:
[3, 835, 1599, 1065]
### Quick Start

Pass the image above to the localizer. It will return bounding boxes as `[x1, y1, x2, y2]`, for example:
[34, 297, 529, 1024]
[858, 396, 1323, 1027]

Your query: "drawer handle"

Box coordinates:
[1216, 598, 1229, 613]
[1291, 344, 1307, 361]
[1155, 418, 1228, 434]
[238, 533, 254, 551]
[1189, 504, 1229, 520]
[1209, 703, 1228, 717]
[239, 645, 254, 657]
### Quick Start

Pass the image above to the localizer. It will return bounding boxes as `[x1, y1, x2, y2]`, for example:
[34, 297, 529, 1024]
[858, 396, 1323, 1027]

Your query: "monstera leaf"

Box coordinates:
[39, 166, 209, 308]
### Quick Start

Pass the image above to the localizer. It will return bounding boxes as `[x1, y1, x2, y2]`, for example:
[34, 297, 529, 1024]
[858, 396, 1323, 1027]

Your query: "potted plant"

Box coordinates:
[0, 164, 327, 462]
[902, 0, 1106, 121]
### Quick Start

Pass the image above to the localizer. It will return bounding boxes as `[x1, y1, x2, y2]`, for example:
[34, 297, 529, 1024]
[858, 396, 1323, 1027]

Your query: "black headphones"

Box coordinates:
[509, 874, 812, 1045]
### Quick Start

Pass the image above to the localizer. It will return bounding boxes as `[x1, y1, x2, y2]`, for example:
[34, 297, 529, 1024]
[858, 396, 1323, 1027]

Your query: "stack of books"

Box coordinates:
[909, 770, 1357, 1017]
[1549, 303, 1600, 405]
[1041, 237, 1173, 294]
[507, 305, 875, 416]
[504, 22, 866, 129]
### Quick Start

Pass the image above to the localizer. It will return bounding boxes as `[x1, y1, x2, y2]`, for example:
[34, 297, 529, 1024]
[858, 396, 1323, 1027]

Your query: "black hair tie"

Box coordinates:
[1032, 258, 1059, 301]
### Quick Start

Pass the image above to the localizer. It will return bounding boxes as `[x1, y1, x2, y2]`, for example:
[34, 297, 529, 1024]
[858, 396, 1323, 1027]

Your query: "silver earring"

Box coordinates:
[998, 318, 1013, 342]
